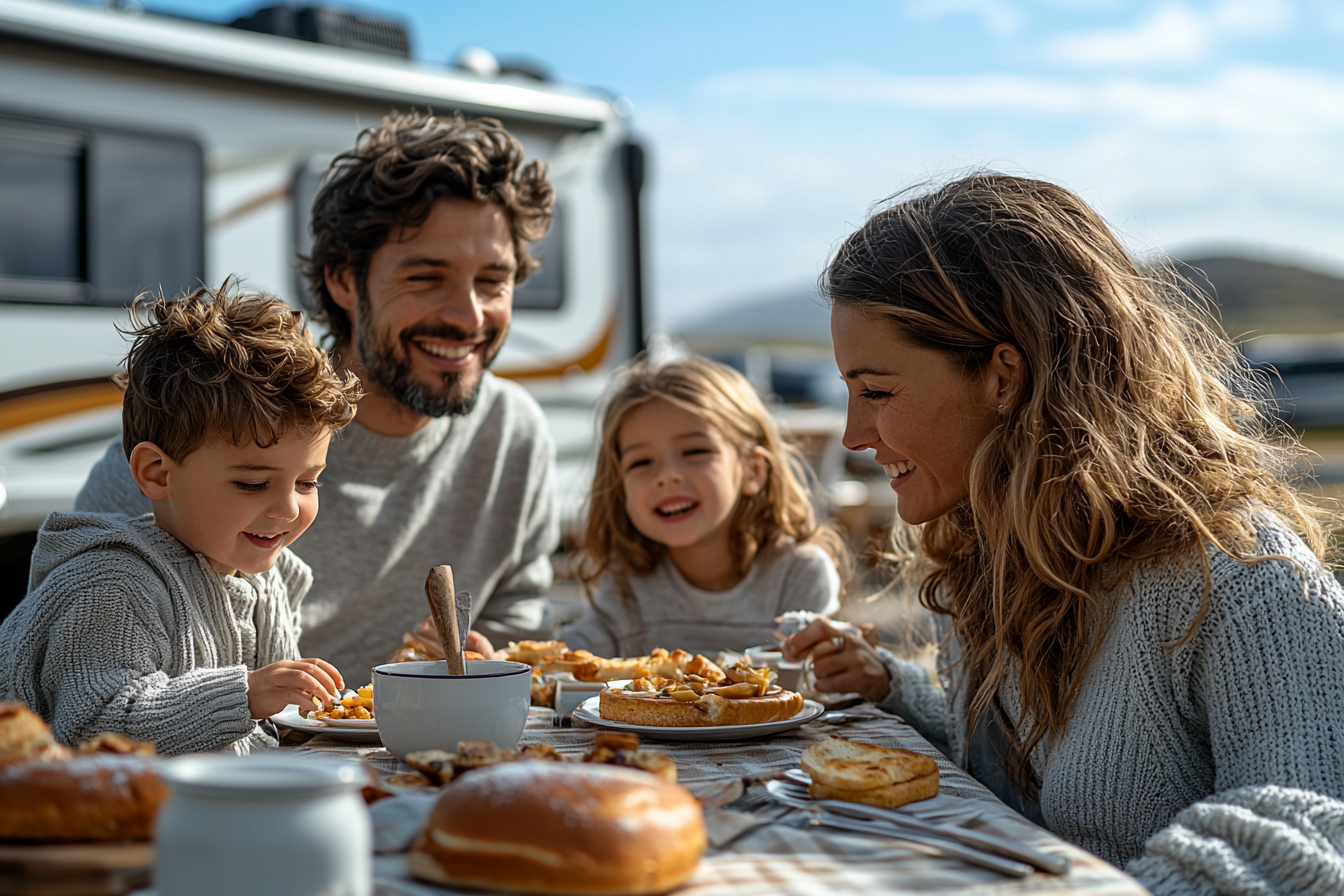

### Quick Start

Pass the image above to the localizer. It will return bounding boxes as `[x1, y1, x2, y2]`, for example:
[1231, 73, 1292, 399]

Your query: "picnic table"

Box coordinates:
[286, 704, 1149, 896]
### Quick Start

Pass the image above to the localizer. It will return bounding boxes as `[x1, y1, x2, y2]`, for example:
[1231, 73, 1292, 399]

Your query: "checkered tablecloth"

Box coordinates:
[286, 705, 1148, 896]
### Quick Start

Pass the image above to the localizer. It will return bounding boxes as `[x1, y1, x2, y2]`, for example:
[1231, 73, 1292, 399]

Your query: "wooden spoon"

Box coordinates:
[425, 565, 465, 675]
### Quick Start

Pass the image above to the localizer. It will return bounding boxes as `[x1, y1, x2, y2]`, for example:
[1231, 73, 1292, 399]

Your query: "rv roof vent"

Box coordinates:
[231, 5, 412, 58]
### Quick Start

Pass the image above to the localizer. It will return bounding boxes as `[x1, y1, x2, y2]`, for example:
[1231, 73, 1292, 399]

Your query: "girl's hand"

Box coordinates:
[781, 619, 892, 704]
[247, 657, 344, 720]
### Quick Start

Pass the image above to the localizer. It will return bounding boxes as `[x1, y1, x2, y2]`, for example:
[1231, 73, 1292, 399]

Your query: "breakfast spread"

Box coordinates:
[0, 702, 165, 842]
[310, 684, 375, 721]
[506, 640, 800, 722]
[599, 657, 805, 727]
[408, 762, 705, 895]
[800, 735, 940, 808]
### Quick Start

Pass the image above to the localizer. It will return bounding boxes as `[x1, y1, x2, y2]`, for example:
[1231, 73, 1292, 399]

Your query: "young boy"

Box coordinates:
[0, 284, 363, 754]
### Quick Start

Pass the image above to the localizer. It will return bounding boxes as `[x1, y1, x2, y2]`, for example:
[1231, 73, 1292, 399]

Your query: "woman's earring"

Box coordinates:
[996, 404, 1006, 413]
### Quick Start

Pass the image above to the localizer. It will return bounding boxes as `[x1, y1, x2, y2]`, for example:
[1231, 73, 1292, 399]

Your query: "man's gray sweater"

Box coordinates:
[0, 513, 308, 754]
[75, 373, 559, 680]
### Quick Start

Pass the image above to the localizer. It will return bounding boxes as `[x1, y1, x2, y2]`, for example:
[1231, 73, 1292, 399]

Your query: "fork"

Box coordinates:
[767, 787, 1032, 877]
[768, 779, 1069, 875]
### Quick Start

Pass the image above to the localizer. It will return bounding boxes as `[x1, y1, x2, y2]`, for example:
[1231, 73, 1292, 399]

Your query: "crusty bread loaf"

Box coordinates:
[0, 701, 69, 764]
[801, 736, 939, 808]
[409, 762, 705, 895]
[0, 755, 167, 841]
[599, 687, 804, 727]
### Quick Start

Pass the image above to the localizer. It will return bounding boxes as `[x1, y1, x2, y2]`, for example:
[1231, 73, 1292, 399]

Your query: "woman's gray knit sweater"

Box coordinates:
[877, 517, 1344, 894]
[0, 512, 311, 755]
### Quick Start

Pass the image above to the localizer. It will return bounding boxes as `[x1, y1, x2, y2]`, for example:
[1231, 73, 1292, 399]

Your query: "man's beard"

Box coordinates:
[354, 287, 506, 418]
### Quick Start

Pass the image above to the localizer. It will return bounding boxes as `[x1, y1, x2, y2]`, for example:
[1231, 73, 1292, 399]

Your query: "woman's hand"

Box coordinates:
[247, 657, 344, 720]
[780, 619, 891, 704]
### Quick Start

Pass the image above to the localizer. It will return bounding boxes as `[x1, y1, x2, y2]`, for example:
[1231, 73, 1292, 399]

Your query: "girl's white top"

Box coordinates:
[560, 539, 839, 658]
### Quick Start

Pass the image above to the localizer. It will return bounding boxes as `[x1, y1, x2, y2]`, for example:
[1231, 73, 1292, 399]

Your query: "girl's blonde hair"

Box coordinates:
[823, 173, 1337, 799]
[579, 356, 850, 597]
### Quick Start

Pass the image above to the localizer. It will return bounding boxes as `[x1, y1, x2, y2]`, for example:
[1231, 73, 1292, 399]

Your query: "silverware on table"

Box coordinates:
[766, 783, 1031, 878]
[765, 779, 1070, 876]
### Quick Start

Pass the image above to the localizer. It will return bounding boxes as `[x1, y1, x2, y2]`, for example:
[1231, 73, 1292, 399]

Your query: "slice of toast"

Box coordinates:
[808, 774, 939, 809]
[800, 735, 939, 791]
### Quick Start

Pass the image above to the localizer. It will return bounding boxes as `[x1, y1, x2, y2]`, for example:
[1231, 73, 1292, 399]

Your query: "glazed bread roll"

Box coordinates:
[409, 762, 706, 895]
[0, 755, 167, 841]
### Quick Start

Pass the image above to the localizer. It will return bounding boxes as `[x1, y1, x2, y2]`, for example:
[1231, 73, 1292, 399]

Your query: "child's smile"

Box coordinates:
[617, 399, 768, 589]
[654, 497, 699, 520]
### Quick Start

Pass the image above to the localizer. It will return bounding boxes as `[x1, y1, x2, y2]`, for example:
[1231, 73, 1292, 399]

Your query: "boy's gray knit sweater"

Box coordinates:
[877, 517, 1344, 894]
[75, 373, 559, 680]
[0, 513, 309, 755]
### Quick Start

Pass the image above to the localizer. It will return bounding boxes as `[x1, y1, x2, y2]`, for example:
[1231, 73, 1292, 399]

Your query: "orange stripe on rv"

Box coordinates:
[0, 379, 123, 433]
[497, 316, 614, 380]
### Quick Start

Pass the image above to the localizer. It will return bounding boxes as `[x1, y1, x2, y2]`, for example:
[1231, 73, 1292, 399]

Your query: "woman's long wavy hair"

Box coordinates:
[823, 173, 1335, 800]
[579, 356, 850, 599]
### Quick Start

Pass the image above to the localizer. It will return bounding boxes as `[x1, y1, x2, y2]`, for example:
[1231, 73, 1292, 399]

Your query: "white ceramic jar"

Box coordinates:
[155, 755, 371, 896]
[373, 659, 531, 761]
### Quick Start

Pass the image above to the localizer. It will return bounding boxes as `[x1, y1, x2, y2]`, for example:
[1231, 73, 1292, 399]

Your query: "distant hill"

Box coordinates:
[1175, 256, 1344, 338]
[676, 287, 832, 353]
[676, 255, 1344, 352]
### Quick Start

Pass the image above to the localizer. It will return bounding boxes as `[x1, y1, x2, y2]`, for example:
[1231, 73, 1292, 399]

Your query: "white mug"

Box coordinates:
[155, 754, 371, 896]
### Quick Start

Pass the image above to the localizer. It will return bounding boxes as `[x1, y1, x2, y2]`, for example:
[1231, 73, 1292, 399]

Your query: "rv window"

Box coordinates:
[0, 121, 83, 299]
[514, 206, 564, 311]
[0, 114, 203, 306]
[89, 132, 203, 305]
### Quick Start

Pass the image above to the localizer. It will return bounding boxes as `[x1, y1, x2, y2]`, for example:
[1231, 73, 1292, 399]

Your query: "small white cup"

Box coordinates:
[372, 659, 532, 761]
[155, 755, 370, 896]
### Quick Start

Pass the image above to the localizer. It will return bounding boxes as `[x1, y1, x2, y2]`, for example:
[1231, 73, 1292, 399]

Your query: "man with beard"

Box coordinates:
[74, 112, 560, 680]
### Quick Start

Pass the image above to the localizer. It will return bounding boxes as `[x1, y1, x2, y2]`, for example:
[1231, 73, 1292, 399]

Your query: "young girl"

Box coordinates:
[560, 356, 849, 658]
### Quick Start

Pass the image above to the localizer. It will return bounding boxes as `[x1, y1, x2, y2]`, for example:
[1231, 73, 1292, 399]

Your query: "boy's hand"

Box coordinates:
[247, 658, 344, 720]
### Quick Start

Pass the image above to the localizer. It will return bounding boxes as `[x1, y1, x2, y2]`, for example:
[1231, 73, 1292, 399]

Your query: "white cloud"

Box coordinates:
[1046, 0, 1293, 69]
[699, 64, 1344, 137]
[904, 0, 1024, 36]
[642, 59, 1344, 327]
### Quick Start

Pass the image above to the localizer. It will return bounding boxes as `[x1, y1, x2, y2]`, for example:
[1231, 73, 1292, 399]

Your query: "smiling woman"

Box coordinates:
[783, 173, 1344, 895]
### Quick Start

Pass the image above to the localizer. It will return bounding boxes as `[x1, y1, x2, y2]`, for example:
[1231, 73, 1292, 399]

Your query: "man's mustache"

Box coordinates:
[400, 322, 498, 344]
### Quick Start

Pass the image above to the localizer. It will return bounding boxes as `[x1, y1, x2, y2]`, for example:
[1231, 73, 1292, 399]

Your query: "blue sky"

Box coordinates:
[139, 1, 1344, 329]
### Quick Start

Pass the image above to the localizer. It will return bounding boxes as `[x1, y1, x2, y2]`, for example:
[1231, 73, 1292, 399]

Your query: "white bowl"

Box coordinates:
[372, 659, 532, 761]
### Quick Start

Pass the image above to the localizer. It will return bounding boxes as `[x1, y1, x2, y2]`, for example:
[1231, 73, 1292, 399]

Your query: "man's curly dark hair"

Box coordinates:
[301, 111, 555, 348]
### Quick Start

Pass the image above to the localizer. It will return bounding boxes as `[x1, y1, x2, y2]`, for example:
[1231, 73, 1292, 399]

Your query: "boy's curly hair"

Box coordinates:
[300, 111, 554, 348]
[118, 280, 363, 461]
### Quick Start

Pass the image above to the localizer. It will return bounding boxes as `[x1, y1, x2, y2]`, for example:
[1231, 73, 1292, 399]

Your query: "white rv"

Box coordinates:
[0, 0, 647, 594]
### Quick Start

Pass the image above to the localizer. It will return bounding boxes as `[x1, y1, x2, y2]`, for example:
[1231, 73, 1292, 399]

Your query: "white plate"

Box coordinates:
[573, 695, 825, 741]
[318, 715, 378, 729]
[270, 704, 382, 743]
